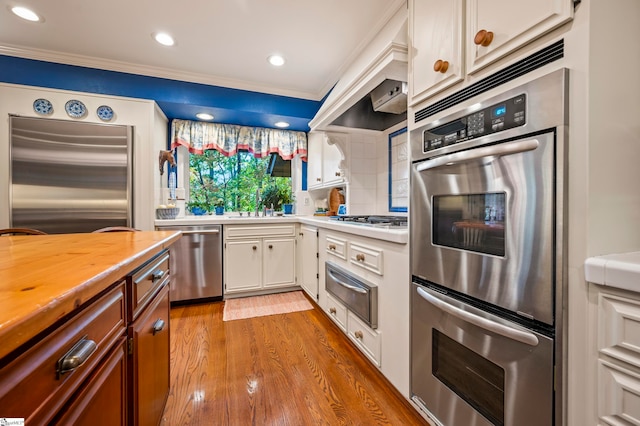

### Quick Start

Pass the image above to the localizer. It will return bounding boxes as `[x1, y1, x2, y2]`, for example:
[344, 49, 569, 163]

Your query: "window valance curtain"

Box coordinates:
[171, 119, 307, 161]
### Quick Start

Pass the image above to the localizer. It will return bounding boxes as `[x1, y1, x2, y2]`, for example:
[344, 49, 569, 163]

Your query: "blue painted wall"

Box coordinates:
[0, 54, 322, 132]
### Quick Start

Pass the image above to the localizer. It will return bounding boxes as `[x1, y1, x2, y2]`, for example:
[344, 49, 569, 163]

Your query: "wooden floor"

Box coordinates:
[160, 298, 429, 425]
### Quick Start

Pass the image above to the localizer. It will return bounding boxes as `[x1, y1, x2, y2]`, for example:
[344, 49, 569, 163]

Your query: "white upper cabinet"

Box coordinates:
[409, 0, 464, 105]
[307, 131, 345, 190]
[408, 0, 573, 106]
[466, 0, 574, 74]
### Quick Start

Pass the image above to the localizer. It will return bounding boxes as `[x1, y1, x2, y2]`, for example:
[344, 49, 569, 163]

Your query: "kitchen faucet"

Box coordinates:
[255, 188, 261, 216]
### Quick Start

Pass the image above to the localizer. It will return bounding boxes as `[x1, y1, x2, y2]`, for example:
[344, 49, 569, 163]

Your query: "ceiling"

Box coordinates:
[0, 0, 406, 130]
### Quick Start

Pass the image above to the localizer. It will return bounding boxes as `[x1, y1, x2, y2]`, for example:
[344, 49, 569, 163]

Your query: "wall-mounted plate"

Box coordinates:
[96, 105, 114, 121]
[65, 99, 87, 118]
[33, 98, 53, 115]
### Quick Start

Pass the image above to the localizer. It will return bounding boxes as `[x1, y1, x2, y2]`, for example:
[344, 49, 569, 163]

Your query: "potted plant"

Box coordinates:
[213, 198, 225, 215]
[186, 200, 209, 215]
[281, 190, 294, 215]
[261, 183, 293, 213]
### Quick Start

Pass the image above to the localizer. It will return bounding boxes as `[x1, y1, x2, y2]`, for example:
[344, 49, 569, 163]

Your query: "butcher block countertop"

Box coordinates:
[0, 230, 181, 361]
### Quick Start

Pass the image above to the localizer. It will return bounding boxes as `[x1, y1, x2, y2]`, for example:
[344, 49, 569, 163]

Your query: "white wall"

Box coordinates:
[0, 83, 167, 231]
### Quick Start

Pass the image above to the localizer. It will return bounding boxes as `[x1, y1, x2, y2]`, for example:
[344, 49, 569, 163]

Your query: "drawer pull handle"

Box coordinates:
[328, 244, 336, 250]
[57, 336, 97, 378]
[152, 319, 166, 335]
[316, 177, 322, 182]
[252, 245, 257, 250]
[268, 244, 273, 249]
[354, 330, 364, 340]
[335, 171, 341, 176]
[150, 270, 165, 282]
[356, 254, 365, 262]
[329, 307, 337, 314]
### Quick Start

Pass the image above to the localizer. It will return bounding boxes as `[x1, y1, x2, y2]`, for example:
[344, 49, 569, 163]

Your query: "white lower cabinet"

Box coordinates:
[325, 292, 347, 331]
[263, 238, 296, 289]
[347, 311, 381, 367]
[299, 225, 318, 300]
[224, 224, 296, 295]
[225, 239, 262, 293]
[592, 285, 640, 425]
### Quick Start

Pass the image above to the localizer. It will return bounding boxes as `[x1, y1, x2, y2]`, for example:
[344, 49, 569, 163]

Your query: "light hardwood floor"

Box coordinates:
[160, 297, 429, 425]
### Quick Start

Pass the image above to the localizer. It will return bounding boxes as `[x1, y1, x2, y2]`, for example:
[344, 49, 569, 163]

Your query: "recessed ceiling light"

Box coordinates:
[11, 6, 42, 22]
[196, 113, 214, 121]
[274, 121, 289, 128]
[154, 32, 175, 47]
[268, 55, 285, 67]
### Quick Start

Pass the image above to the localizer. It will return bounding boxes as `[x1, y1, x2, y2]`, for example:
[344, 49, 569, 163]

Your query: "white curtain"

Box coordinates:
[171, 119, 307, 160]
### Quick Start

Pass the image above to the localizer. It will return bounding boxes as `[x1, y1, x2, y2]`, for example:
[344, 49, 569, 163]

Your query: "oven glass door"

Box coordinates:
[410, 283, 554, 426]
[410, 132, 556, 325]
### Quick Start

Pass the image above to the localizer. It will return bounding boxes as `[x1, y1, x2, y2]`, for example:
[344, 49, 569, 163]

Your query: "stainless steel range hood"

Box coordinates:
[370, 79, 408, 114]
[330, 79, 407, 131]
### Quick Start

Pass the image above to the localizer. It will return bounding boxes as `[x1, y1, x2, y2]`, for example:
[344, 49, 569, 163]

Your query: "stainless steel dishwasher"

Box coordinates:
[156, 224, 223, 303]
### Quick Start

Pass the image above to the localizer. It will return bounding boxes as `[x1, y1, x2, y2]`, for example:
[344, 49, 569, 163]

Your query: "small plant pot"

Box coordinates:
[190, 207, 207, 216]
[214, 206, 224, 215]
[283, 203, 294, 215]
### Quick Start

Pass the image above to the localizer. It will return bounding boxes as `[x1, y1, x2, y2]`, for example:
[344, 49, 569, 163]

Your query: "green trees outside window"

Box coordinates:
[188, 149, 292, 213]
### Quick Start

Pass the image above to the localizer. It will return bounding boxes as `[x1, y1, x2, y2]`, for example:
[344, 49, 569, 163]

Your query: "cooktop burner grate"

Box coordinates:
[332, 215, 408, 227]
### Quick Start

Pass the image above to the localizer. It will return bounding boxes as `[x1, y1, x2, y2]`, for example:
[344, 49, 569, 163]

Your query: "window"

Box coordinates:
[188, 150, 292, 213]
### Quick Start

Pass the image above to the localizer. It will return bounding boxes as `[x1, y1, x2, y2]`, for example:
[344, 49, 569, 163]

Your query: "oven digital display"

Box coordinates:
[492, 104, 506, 118]
[432, 192, 506, 257]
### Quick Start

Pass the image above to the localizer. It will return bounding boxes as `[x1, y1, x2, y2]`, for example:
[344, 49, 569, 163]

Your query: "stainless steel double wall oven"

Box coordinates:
[410, 69, 568, 426]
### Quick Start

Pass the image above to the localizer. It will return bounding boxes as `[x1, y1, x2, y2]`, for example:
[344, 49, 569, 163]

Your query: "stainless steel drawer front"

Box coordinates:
[325, 262, 377, 329]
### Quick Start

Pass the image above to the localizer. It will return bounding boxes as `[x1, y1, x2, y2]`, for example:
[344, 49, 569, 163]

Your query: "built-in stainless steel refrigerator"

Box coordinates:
[10, 115, 133, 234]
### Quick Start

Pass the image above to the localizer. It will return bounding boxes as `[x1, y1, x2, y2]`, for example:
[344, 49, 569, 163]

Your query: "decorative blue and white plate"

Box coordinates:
[65, 99, 87, 118]
[96, 105, 114, 121]
[33, 98, 53, 115]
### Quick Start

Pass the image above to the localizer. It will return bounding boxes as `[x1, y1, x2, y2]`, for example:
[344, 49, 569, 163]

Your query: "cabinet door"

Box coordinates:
[322, 135, 345, 186]
[307, 132, 324, 189]
[466, 0, 573, 74]
[409, 0, 464, 105]
[299, 225, 318, 299]
[53, 339, 127, 426]
[225, 239, 262, 292]
[263, 238, 296, 288]
[129, 284, 170, 426]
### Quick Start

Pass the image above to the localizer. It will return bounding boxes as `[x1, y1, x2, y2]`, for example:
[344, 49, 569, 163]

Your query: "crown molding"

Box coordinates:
[0, 44, 324, 101]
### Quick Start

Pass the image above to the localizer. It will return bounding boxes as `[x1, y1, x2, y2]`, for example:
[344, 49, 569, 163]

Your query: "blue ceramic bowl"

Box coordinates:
[191, 207, 207, 216]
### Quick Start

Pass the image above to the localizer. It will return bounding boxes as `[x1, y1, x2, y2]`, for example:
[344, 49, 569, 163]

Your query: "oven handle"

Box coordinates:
[415, 139, 539, 172]
[416, 287, 539, 346]
[328, 270, 367, 294]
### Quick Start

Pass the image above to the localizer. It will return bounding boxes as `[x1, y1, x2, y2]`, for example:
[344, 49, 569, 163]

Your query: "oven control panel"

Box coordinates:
[423, 94, 526, 153]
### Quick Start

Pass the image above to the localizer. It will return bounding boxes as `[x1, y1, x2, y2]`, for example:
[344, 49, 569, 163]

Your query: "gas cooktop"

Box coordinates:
[330, 215, 408, 228]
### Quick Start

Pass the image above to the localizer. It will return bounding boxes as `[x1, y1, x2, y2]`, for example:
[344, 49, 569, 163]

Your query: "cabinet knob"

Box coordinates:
[252, 245, 257, 250]
[433, 59, 449, 73]
[268, 244, 273, 249]
[354, 330, 364, 340]
[329, 244, 336, 250]
[356, 254, 365, 262]
[299, 232, 304, 236]
[329, 307, 337, 314]
[474, 29, 494, 47]
[335, 171, 341, 176]
[316, 177, 322, 182]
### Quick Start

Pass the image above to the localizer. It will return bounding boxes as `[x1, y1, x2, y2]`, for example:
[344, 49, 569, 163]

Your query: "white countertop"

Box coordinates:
[155, 215, 408, 244]
[584, 251, 640, 293]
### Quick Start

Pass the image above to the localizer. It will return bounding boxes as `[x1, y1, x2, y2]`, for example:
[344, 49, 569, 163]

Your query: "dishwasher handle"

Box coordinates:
[174, 229, 220, 235]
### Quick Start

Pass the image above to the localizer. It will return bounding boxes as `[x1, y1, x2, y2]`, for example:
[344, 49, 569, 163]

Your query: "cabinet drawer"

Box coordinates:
[349, 243, 383, 276]
[226, 225, 296, 238]
[325, 293, 347, 332]
[53, 338, 127, 426]
[128, 250, 169, 321]
[0, 282, 126, 424]
[326, 236, 347, 260]
[598, 360, 640, 424]
[347, 310, 382, 367]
